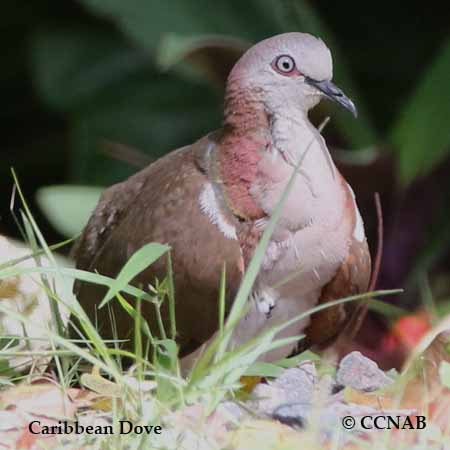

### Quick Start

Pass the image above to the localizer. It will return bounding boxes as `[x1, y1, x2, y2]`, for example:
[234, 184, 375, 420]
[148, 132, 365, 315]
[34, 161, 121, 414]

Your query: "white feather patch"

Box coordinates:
[199, 183, 237, 240]
[348, 185, 365, 242]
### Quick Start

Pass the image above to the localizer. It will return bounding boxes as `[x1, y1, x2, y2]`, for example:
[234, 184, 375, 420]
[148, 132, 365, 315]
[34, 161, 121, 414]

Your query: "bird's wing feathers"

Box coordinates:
[72, 168, 149, 273]
[74, 135, 244, 353]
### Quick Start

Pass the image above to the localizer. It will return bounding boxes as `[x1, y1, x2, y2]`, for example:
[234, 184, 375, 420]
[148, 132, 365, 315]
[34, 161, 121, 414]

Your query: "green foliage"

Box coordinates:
[391, 37, 450, 184]
[155, 33, 250, 86]
[31, 28, 149, 111]
[31, 24, 222, 185]
[78, 0, 281, 47]
[36, 185, 103, 237]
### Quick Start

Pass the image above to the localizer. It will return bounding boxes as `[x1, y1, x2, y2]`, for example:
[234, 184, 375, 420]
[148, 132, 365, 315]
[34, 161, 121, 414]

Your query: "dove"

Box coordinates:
[73, 32, 371, 364]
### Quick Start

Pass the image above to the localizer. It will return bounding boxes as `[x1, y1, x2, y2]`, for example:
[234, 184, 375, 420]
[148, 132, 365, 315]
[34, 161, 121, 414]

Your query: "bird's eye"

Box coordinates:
[274, 55, 296, 74]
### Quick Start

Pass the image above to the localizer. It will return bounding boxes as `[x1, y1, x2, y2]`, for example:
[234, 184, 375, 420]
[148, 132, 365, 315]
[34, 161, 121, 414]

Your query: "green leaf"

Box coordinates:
[0, 265, 155, 306]
[391, 37, 450, 183]
[155, 338, 178, 371]
[36, 185, 103, 237]
[244, 361, 284, 378]
[31, 27, 150, 111]
[68, 73, 220, 184]
[154, 338, 180, 402]
[99, 243, 170, 308]
[439, 361, 450, 388]
[78, 0, 276, 49]
[276, 350, 321, 368]
[156, 33, 249, 88]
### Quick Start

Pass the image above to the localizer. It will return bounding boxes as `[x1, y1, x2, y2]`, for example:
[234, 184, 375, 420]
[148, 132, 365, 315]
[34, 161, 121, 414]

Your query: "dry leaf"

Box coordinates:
[239, 376, 261, 393]
[0, 381, 76, 449]
[80, 366, 121, 397]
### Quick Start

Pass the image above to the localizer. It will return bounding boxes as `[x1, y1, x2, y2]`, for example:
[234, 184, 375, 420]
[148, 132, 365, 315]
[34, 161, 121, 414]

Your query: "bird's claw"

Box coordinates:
[253, 288, 278, 318]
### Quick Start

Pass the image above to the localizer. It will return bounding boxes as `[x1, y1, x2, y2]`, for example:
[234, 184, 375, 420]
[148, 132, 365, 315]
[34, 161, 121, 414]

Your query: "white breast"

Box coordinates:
[235, 113, 355, 361]
[253, 113, 351, 281]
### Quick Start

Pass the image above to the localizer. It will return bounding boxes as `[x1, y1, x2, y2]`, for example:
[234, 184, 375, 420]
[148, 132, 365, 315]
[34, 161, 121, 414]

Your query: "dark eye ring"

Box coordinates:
[274, 55, 296, 73]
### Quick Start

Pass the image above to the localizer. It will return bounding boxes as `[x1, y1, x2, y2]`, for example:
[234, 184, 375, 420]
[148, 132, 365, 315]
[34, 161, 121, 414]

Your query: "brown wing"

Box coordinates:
[71, 169, 149, 272]
[303, 182, 372, 349]
[73, 134, 244, 354]
[304, 236, 371, 347]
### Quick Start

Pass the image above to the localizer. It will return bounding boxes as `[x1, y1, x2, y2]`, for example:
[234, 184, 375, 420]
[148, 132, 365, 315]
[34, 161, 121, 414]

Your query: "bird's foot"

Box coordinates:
[252, 288, 278, 318]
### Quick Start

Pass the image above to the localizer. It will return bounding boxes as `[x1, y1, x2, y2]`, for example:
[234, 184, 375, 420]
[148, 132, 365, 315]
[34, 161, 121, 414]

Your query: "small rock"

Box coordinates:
[252, 361, 317, 416]
[336, 351, 393, 392]
[252, 384, 288, 416]
[217, 401, 248, 422]
[271, 362, 316, 402]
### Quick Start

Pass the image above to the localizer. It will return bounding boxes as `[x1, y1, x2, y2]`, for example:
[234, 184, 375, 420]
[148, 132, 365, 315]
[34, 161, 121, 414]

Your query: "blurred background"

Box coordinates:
[1, 0, 450, 365]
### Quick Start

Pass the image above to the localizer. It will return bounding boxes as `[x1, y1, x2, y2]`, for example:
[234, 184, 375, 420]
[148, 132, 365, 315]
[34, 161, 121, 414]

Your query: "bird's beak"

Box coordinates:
[305, 77, 358, 117]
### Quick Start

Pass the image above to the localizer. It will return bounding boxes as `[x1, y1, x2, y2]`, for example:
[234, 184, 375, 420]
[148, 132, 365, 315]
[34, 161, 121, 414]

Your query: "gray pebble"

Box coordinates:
[251, 361, 317, 416]
[336, 351, 393, 392]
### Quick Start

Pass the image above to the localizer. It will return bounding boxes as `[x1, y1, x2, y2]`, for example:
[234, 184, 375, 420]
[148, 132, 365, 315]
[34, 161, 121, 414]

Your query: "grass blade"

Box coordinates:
[99, 242, 170, 308]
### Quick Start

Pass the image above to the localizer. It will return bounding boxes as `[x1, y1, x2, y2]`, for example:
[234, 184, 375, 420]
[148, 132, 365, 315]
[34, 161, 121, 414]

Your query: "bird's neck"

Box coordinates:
[223, 78, 269, 130]
[269, 106, 315, 165]
[217, 84, 270, 221]
[219, 82, 343, 227]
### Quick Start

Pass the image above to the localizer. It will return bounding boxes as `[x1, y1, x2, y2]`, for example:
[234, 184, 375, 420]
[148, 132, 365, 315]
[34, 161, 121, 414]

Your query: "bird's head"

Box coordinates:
[225, 32, 356, 120]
